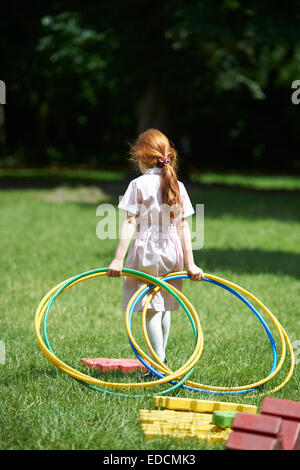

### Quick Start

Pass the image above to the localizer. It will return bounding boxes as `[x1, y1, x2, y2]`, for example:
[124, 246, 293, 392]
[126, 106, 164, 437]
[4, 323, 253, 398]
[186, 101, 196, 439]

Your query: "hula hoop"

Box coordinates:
[126, 271, 295, 395]
[35, 268, 203, 396]
[127, 274, 277, 394]
[35, 269, 295, 397]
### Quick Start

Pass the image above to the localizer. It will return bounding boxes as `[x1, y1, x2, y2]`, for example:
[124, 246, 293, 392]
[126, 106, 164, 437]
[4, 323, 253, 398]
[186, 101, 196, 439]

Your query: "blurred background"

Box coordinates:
[0, 0, 300, 182]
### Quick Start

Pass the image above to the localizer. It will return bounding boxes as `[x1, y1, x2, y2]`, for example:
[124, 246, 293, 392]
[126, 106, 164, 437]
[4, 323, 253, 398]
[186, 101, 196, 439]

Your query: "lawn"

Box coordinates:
[0, 172, 299, 450]
[190, 171, 300, 191]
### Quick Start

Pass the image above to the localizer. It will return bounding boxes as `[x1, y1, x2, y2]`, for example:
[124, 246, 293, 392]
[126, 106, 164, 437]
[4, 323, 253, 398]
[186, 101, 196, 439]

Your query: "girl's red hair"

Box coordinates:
[129, 129, 183, 218]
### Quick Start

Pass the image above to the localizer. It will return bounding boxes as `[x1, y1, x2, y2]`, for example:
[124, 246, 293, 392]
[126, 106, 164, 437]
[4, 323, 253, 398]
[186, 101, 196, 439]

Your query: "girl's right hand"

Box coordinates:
[107, 258, 123, 277]
[186, 263, 204, 281]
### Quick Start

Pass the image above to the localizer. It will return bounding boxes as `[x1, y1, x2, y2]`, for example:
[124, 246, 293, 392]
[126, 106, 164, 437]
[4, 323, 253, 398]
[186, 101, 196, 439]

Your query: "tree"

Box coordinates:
[1, 0, 300, 170]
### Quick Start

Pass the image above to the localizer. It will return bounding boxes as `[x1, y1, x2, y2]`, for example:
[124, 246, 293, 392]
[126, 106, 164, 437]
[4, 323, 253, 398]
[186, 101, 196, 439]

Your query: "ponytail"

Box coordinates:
[160, 155, 182, 219]
[129, 128, 183, 218]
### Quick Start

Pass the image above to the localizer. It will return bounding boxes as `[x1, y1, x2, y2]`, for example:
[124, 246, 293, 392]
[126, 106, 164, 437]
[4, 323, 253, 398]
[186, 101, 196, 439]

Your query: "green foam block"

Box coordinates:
[212, 411, 238, 428]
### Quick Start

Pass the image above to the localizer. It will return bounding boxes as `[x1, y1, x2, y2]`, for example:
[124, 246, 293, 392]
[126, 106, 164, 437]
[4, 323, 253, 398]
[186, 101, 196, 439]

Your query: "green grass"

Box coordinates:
[190, 171, 300, 191]
[0, 178, 299, 450]
[0, 167, 125, 186]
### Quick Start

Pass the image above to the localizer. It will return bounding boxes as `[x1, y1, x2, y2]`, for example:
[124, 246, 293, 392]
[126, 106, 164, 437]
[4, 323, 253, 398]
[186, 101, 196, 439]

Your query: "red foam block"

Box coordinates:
[226, 431, 283, 451]
[261, 397, 300, 422]
[280, 420, 300, 450]
[232, 412, 282, 438]
[81, 358, 148, 373]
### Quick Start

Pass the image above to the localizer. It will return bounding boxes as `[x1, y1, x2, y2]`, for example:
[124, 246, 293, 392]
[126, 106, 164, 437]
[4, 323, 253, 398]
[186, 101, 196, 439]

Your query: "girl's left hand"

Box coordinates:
[107, 258, 124, 277]
[187, 263, 204, 281]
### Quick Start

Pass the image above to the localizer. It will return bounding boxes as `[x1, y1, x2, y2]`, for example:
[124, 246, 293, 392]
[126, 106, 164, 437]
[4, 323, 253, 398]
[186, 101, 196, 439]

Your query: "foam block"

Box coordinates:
[226, 431, 283, 450]
[212, 411, 237, 428]
[261, 397, 300, 422]
[81, 358, 148, 372]
[232, 412, 282, 438]
[260, 398, 300, 450]
[153, 396, 257, 414]
[280, 420, 300, 450]
[139, 409, 231, 444]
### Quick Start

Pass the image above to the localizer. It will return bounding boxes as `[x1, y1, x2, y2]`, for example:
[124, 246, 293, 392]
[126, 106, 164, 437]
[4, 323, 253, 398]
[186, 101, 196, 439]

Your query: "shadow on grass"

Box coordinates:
[0, 168, 125, 188]
[74, 176, 300, 223]
[188, 184, 300, 223]
[1, 169, 299, 222]
[194, 247, 300, 279]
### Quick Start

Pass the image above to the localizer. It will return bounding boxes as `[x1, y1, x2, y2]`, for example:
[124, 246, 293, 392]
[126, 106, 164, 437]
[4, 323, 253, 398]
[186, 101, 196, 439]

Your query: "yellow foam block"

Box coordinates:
[141, 424, 231, 444]
[153, 396, 257, 414]
[139, 410, 231, 444]
[140, 409, 212, 426]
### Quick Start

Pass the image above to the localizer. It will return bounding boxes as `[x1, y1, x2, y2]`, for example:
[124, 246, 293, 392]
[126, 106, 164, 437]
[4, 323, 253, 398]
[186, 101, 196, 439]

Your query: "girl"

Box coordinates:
[108, 128, 203, 374]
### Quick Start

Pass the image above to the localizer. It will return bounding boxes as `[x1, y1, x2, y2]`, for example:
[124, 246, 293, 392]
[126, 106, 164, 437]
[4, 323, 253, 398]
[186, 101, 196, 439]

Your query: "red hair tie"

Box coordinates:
[157, 156, 171, 167]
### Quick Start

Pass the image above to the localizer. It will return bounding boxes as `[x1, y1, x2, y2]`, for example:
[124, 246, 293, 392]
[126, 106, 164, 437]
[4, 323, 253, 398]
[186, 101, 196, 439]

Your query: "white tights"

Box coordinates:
[145, 310, 171, 364]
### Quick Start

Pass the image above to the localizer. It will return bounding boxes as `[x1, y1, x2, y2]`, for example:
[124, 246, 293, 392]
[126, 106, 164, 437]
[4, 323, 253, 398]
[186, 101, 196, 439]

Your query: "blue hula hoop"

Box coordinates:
[127, 274, 277, 395]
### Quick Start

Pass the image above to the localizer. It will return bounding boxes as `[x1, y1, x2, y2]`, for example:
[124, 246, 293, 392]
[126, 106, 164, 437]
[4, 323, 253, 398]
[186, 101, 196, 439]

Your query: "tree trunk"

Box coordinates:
[35, 98, 49, 164]
[135, 83, 169, 136]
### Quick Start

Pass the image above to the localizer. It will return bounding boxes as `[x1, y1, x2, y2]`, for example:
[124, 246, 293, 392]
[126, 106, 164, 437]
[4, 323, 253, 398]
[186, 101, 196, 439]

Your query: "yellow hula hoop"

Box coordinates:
[124, 276, 204, 378]
[34, 269, 203, 390]
[136, 272, 295, 395]
[34, 269, 295, 395]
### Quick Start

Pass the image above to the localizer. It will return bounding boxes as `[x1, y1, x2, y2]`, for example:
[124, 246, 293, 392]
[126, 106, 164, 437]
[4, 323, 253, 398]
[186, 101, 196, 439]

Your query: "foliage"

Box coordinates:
[1, 1, 300, 170]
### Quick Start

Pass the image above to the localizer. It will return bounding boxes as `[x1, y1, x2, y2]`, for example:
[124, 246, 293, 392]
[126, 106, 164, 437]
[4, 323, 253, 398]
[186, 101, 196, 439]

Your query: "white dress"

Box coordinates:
[118, 167, 195, 312]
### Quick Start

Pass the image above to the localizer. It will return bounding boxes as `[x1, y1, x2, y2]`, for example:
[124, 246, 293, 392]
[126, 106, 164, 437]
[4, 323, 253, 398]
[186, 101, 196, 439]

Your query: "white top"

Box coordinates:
[118, 167, 195, 226]
[118, 168, 195, 312]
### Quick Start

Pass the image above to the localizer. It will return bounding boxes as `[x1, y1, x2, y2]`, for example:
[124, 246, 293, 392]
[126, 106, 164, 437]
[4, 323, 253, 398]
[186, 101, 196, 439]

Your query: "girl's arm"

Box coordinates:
[107, 213, 137, 277]
[177, 218, 204, 281]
